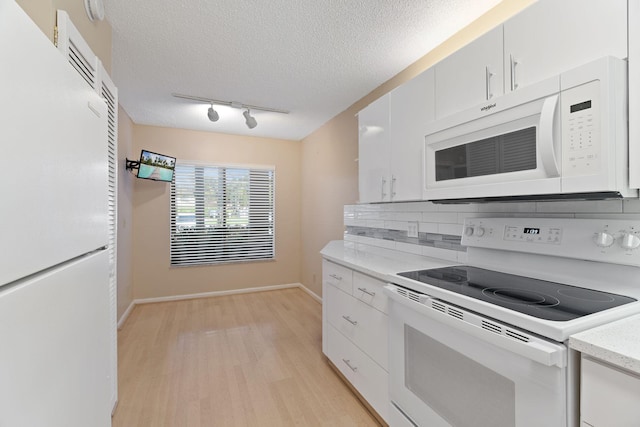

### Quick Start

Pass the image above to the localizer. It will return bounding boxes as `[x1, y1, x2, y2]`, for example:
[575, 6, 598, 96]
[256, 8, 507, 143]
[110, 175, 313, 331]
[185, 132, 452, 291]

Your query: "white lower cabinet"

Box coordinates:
[327, 325, 389, 421]
[580, 355, 640, 427]
[326, 283, 388, 370]
[322, 259, 353, 295]
[322, 259, 389, 423]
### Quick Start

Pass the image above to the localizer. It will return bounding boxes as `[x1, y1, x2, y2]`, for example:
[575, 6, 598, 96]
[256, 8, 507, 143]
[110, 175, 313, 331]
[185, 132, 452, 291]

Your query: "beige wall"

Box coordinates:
[299, 0, 536, 297]
[300, 107, 359, 296]
[132, 126, 302, 299]
[16, 0, 111, 73]
[117, 107, 135, 319]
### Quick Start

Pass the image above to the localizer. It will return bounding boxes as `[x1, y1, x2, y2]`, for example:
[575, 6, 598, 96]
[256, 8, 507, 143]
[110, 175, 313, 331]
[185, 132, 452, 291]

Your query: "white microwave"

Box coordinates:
[424, 56, 637, 202]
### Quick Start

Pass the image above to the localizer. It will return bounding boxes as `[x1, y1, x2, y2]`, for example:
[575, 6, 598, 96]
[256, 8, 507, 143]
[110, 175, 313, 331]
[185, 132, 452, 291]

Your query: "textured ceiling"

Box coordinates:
[104, 0, 501, 141]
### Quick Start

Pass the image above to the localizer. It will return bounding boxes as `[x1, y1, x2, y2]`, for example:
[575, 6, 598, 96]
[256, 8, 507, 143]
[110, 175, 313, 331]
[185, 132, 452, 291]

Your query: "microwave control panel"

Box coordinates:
[561, 80, 601, 176]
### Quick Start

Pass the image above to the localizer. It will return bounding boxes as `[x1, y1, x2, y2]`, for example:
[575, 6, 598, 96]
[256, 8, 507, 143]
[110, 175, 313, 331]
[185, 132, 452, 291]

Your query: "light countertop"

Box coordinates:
[320, 240, 457, 282]
[570, 314, 640, 375]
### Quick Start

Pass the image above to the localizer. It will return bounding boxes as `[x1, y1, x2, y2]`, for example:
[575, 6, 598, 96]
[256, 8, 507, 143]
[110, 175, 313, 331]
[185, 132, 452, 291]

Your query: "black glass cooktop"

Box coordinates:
[398, 266, 636, 321]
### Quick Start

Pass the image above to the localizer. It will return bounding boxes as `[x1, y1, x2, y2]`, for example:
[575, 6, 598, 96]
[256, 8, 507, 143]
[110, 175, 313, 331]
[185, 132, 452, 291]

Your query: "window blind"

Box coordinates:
[170, 163, 275, 266]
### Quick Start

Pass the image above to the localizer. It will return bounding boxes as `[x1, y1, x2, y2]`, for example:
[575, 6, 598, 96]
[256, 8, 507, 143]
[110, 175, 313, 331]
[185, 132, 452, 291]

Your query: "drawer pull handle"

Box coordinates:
[357, 287, 376, 297]
[342, 315, 358, 326]
[330, 274, 343, 281]
[342, 358, 358, 372]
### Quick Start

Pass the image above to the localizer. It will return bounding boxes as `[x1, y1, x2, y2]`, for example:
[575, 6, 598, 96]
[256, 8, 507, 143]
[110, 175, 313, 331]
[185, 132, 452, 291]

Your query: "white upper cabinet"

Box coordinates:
[389, 68, 435, 201]
[435, 26, 504, 119]
[358, 69, 435, 203]
[504, 0, 627, 93]
[358, 94, 391, 203]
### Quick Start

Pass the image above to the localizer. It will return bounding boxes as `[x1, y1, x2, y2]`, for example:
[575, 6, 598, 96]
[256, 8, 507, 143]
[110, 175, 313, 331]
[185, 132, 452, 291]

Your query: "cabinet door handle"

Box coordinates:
[342, 359, 358, 372]
[330, 274, 342, 281]
[342, 315, 358, 326]
[381, 177, 387, 199]
[485, 66, 494, 100]
[357, 287, 376, 297]
[510, 54, 519, 91]
[391, 175, 397, 199]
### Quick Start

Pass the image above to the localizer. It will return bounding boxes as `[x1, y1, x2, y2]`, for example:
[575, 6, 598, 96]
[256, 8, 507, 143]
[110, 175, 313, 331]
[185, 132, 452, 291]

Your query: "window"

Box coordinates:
[170, 162, 275, 266]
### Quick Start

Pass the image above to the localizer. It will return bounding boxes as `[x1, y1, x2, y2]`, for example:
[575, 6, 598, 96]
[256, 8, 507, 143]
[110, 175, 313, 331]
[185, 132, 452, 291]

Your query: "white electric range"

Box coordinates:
[385, 217, 640, 427]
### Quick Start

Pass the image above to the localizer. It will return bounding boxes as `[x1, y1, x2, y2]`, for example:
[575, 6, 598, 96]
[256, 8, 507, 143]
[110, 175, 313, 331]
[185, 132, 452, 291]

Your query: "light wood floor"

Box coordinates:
[112, 288, 380, 426]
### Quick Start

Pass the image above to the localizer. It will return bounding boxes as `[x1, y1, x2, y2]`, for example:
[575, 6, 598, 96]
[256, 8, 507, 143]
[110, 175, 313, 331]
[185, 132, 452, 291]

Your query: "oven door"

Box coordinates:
[384, 284, 568, 427]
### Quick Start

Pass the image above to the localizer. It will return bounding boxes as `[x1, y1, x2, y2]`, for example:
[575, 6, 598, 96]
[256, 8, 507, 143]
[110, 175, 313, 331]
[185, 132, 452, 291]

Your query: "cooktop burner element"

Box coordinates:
[481, 288, 560, 307]
[398, 266, 636, 321]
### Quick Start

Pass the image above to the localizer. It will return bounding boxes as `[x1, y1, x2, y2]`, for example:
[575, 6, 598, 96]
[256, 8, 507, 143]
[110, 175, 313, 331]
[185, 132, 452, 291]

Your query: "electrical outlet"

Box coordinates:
[408, 221, 419, 238]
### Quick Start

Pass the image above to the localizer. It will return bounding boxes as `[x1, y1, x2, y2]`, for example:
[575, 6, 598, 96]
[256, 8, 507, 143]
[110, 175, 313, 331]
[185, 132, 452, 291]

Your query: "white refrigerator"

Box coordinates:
[0, 1, 112, 426]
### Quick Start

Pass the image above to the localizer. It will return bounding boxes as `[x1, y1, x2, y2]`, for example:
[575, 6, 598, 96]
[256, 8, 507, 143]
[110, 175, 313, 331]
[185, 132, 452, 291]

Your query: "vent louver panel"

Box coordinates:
[505, 329, 530, 343]
[431, 300, 446, 313]
[68, 41, 95, 87]
[56, 11, 97, 89]
[409, 292, 421, 303]
[391, 286, 534, 346]
[57, 10, 119, 411]
[448, 307, 464, 320]
[98, 63, 118, 411]
[481, 320, 502, 334]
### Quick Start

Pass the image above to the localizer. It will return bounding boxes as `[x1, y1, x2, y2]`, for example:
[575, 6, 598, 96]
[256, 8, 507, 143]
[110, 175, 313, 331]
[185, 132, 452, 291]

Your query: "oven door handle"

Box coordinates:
[384, 285, 567, 368]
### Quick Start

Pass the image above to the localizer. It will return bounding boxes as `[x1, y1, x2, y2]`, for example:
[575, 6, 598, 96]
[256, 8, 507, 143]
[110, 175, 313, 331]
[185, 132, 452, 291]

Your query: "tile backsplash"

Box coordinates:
[344, 199, 640, 262]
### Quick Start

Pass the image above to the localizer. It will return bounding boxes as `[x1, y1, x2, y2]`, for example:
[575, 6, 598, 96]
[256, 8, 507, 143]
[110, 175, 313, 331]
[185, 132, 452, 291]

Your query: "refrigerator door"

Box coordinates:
[0, 250, 111, 427]
[0, 0, 108, 287]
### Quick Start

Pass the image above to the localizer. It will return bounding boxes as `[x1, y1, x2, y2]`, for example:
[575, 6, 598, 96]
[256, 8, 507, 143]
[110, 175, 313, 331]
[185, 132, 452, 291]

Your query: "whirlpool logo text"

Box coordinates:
[480, 103, 497, 112]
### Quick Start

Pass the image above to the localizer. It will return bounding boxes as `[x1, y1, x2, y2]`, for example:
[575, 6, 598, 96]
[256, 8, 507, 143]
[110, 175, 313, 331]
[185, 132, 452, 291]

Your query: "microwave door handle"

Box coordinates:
[539, 94, 560, 177]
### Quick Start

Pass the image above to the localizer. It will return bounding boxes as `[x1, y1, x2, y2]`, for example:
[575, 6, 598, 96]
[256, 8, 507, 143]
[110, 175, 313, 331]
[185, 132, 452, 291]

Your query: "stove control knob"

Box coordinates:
[620, 233, 640, 250]
[474, 227, 486, 237]
[464, 226, 475, 237]
[593, 232, 614, 248]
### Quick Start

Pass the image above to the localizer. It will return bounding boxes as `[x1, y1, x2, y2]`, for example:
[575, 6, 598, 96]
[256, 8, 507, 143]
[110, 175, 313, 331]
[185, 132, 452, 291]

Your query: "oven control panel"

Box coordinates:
[462, 217, 640, 267]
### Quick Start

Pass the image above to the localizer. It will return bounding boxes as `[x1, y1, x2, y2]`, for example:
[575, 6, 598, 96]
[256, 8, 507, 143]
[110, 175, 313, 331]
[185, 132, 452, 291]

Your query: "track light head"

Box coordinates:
[243, 109, 257, 129]
[207, 104, 219, 122]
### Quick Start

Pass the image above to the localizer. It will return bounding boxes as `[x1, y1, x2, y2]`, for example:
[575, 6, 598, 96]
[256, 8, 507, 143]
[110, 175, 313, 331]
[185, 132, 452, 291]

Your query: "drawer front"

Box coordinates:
[581, 356, 640, 427]
[323, 259, 353, 294]
[327, 324, 389, 422]
[326, 284, 388, 370]
[353, 271, 388, 314]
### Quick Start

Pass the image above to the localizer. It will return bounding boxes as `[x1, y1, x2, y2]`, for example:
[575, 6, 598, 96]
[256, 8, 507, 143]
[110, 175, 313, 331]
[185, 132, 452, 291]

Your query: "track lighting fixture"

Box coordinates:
[243, 109, 257, 129]
[172, 93, 289, 130]
[207, 103, 219, 122]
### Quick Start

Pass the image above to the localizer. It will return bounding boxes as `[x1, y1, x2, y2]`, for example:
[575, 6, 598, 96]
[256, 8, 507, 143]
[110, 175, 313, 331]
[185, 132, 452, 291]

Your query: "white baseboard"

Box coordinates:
[117, 300, 136, 330]
[117, 283, 321, 329]
[298, 283, 322, 303]
[133, 283, 303, 305]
